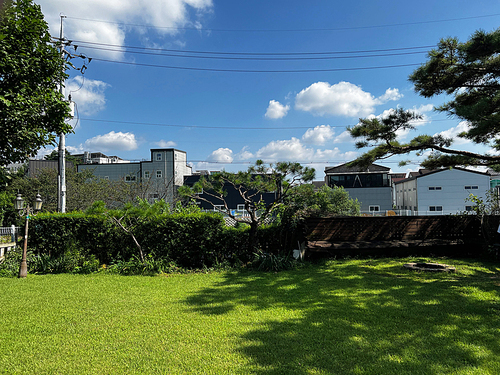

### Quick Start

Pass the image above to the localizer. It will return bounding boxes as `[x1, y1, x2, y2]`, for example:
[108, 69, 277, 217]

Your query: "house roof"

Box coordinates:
[325, 162, 390, 174]
[408, 169, 432, 178]
[394, 167, 490, 185]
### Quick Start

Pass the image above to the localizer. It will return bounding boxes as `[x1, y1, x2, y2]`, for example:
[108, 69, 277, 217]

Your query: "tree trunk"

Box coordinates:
[248, 220, 259, 253]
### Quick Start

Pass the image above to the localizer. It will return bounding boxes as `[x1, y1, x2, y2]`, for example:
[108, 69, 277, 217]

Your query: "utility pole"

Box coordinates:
[55, 16, 90, 212]
[58, 14, 67, 213]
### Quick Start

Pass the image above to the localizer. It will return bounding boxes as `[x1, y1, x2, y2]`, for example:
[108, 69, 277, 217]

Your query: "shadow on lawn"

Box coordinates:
[184, 260, 500, 374]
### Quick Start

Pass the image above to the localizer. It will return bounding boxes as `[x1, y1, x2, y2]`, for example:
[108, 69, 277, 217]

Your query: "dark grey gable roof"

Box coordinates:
[394, 167, 490, 185]
[325, 162, 390, 174]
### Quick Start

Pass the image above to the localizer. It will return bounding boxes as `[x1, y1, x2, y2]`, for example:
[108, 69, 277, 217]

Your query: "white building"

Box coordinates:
[394, 167, 490, 215]
[78, 148, 192, 203]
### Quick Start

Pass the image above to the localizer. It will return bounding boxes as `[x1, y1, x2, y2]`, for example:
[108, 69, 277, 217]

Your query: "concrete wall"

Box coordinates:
[345, 187, 393, 212]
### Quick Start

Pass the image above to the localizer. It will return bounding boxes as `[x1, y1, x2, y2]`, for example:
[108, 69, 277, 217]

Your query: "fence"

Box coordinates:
[305, 215, 500, 257]
[0, 226, 20, 259]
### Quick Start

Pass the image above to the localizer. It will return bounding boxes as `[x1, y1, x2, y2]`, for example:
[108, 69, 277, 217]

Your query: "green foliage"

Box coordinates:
[251, 251, 296, 272]
[285, 184, 360, 218]
[0, 246, 25, 277]
[0, 0, 72, 166]
[179, 160, 315, 253]
[349, 28, 500, 169]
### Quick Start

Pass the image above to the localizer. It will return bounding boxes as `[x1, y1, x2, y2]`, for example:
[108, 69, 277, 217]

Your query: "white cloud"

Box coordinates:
[236, 147, 253, 160]
[265, 100, 290, 119]
[85, 131, 138, 151]
[207, 148, 234, 163]
[38, 0, 214, 59]
[302, 125, 334, 145]
[415, 104, 434, 113]
[334, 130, 354, 143]
[154, 139, 177, 148]
[435, 121, 471, 145]
[377, 88, 403, 103]
[66, 76, 110, 115]
[295, 81, 402, 117]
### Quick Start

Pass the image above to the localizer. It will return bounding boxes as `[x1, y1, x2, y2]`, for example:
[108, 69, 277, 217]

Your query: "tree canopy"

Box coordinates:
[349, 28, 500, 169]
[178, 160, 315, 250]
[0, 0, 72, 166]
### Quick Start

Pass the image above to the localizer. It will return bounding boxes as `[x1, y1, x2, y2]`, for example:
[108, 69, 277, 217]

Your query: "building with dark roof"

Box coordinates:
[324, 162, 392, 213]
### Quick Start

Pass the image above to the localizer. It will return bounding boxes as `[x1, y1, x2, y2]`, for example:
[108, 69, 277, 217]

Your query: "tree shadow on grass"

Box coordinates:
[184, 260, 500, 374]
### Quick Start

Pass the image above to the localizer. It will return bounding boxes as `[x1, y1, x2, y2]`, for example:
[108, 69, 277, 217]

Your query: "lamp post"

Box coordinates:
[14, 193, 43, 278]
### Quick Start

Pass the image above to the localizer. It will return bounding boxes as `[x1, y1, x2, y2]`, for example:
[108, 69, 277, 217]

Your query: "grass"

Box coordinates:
[0, 257, 499, 374]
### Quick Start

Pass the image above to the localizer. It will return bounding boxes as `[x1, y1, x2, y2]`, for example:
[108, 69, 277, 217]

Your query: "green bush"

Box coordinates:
[6, 210, 299, 274]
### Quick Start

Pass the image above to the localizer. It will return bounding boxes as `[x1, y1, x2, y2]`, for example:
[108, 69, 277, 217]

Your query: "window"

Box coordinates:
[369, 205, 380, 212]
[156, 170, 162, 178]
[125, 175, 136, 182]
[156, 153, 162, 161]
[428, 186, 442, 191]
[429, 206, 443, 212]
[465, 206, 473, 211]
[465, 185, 478, 190]
[237, 204, 245, 211]
[144, 171, 150, 179]
[104, 176, 109, 180]
[213, 205, 224, 212]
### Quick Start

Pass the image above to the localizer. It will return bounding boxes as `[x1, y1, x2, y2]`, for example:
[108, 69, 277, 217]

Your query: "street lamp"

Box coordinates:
[15, 193, 43, 278]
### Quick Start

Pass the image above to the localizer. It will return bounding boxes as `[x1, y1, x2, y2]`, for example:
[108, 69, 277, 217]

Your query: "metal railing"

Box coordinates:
[0, 226, 19, 259]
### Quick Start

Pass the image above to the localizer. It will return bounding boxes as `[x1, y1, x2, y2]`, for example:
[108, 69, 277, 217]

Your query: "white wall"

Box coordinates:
[416, 169, 490, 214]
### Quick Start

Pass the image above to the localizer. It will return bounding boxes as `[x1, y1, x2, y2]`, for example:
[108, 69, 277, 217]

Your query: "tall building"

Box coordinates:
[77, 148, 192, 203]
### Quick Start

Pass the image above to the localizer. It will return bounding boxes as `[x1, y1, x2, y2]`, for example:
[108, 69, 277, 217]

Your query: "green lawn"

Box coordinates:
[1, 258, 499, 374]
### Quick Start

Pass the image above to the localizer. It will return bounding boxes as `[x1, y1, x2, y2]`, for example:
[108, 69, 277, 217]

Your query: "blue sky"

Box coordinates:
[36, 0, 500, 179]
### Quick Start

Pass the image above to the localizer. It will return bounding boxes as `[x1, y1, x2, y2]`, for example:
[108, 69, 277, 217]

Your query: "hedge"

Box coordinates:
[25, 212, 298, 269]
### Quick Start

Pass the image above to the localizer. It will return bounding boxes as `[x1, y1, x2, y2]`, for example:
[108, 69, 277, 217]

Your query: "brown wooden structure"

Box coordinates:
[305, 216, 500, 257]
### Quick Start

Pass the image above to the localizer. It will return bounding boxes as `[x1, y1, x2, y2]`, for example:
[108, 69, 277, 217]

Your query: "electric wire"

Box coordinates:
[78, 117, 450, 130]
[65, 13, 500, 33]
[70, 39, 434, 57]
[90, 58, 421, 73]
[71, 44, 428, 61]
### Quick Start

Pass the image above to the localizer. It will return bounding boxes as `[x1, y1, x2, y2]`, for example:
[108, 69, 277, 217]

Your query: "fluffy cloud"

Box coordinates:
[66, 76, 110, 115]
[236, 147, 253, 160]
[265, 100, 290, 119]
[85, 131, 138, 151]
[207, 148, 234, 163]
[154, 139, 177, 148]
[334, 130, 354, 143]
[301, 125, 334, 145]
[38, 0, 214, 59]
[435, 121, 471, 145]
[295, 81, 402, 117]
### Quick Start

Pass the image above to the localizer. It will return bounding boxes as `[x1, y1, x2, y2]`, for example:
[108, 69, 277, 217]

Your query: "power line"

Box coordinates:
[79, 117, 450, 130]
[65, 13, 500, 33]
[70, 39, 434, 56]
[73, 44, 428, 61]
[90, 57, 421, 73]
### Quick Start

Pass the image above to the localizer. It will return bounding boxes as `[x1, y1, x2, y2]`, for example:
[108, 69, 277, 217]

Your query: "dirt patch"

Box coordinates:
[403, 262, 456, 273]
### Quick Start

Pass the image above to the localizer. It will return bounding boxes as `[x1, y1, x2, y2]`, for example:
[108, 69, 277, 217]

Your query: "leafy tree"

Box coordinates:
[44, 149, 79, 165]
[349, 28, 500, 169]
[0, 0, 72, 166]
[7, 167, 114, 212]
[178, 160, 315, 251]
[286, 184, 360, 218]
